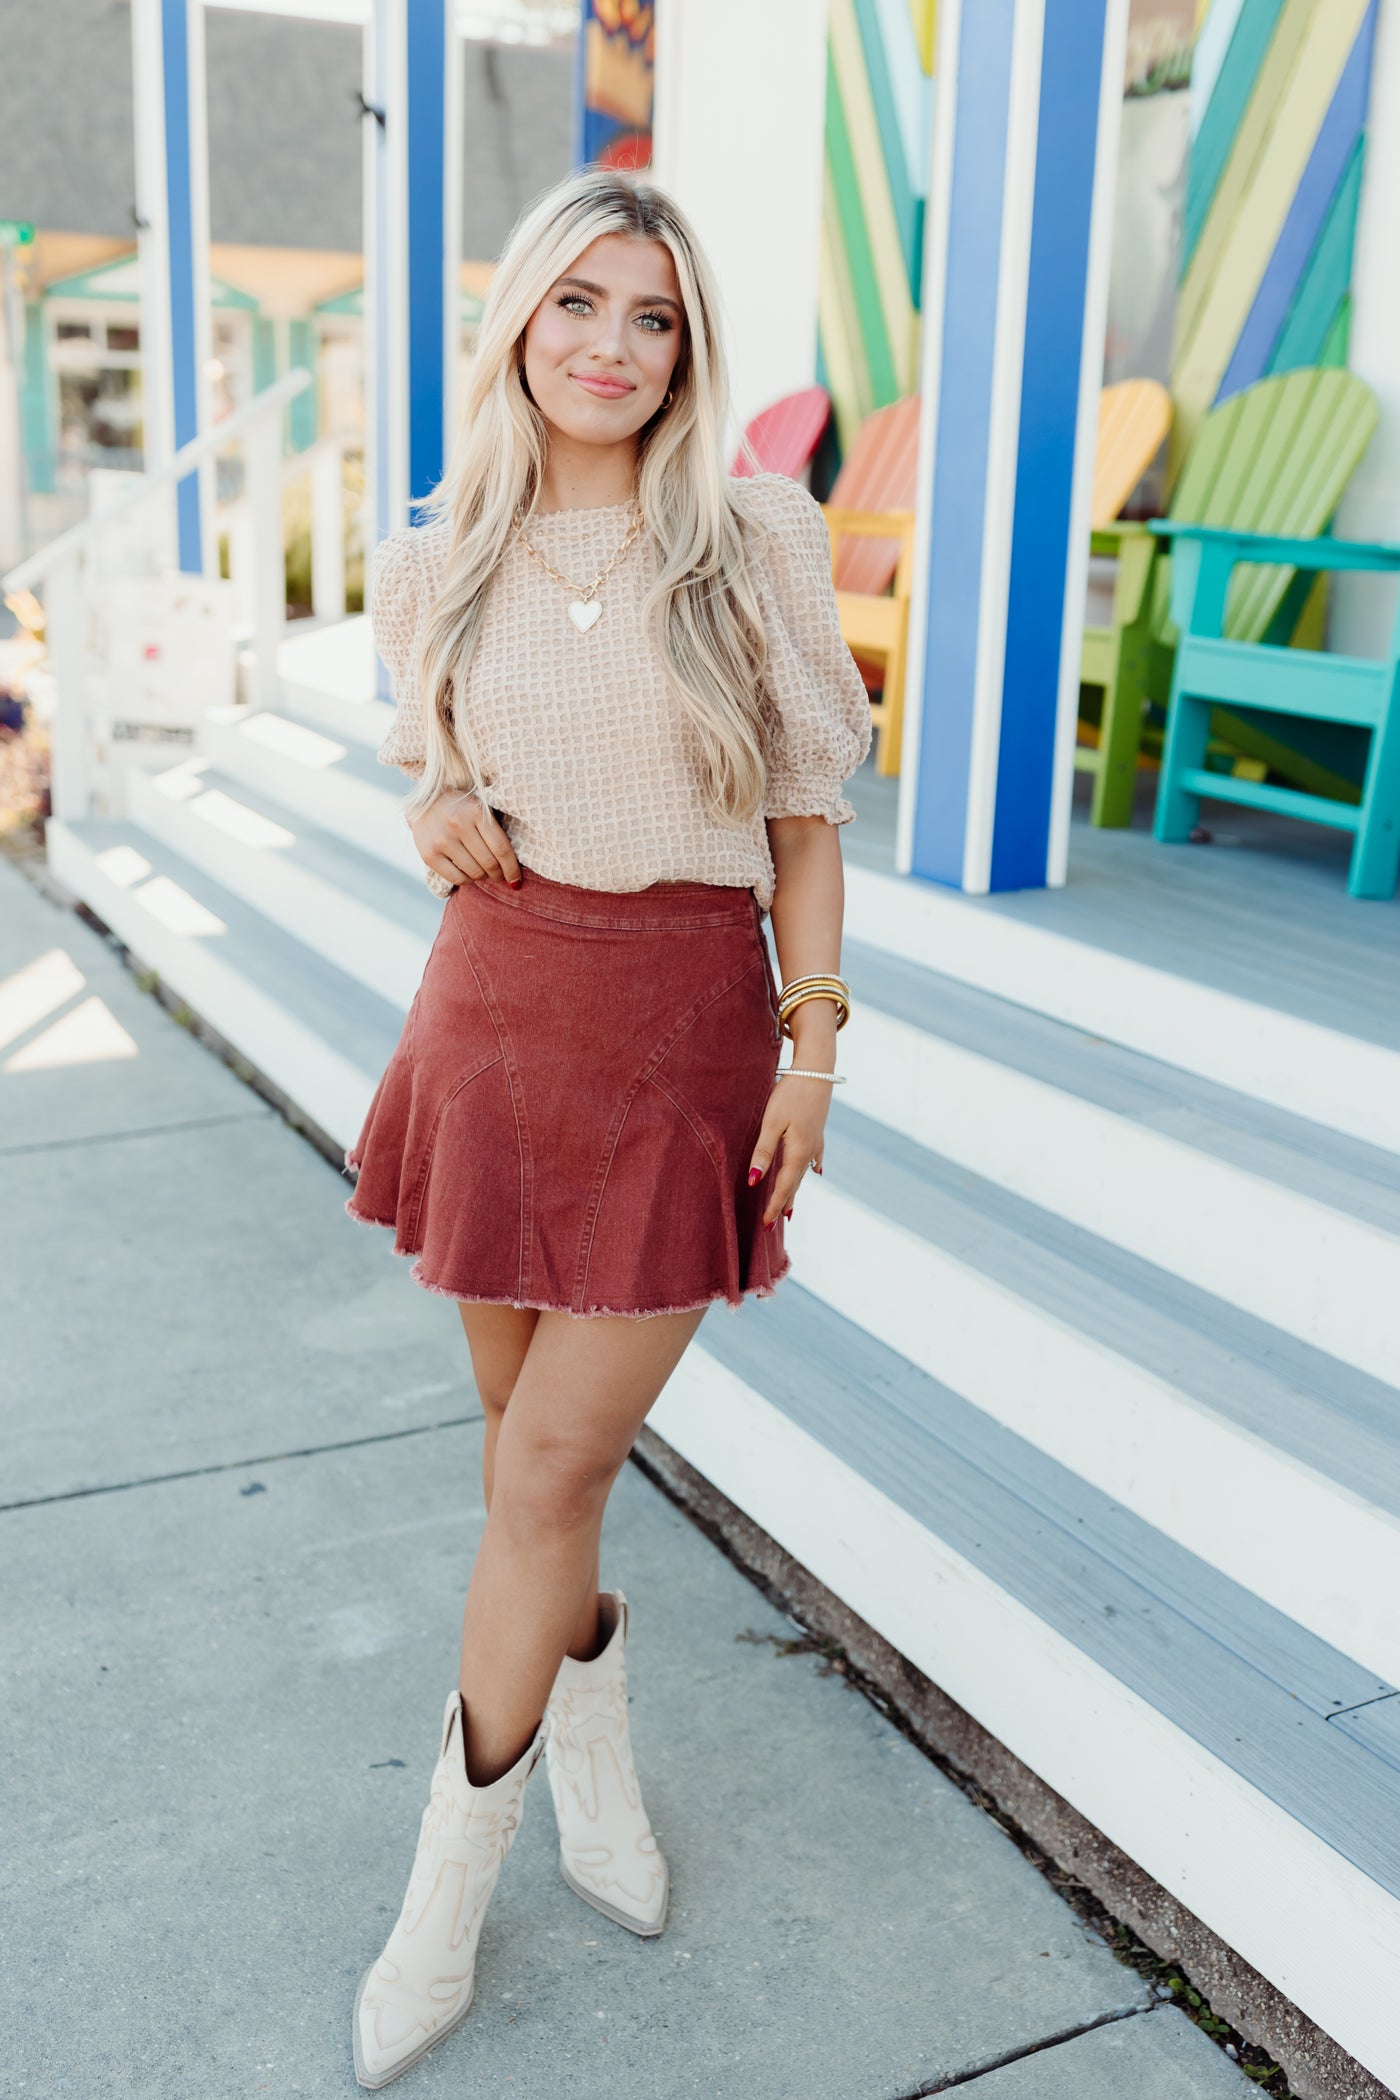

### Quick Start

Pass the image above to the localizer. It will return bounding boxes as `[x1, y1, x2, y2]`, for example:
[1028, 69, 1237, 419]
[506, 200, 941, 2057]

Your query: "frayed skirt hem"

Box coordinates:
[341, 1189, 790, 1321]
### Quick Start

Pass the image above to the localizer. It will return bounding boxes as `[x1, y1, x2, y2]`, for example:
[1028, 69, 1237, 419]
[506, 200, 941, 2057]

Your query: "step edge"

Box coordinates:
[793, 1181, 1400, 1682]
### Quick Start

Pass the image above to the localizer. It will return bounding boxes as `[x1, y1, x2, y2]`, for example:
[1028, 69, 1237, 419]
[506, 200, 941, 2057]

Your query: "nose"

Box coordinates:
[588, 305, 629, 363]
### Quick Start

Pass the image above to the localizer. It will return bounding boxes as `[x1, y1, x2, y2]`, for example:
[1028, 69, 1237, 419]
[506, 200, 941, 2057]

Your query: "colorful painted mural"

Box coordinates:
[1171, 0, 1379, 462]
[578, 0, 656, 171]
[816, 0, 935, 459]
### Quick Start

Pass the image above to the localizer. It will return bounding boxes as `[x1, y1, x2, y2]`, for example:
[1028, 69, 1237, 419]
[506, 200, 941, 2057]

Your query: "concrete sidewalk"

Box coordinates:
[0, 856, 1255, 2099]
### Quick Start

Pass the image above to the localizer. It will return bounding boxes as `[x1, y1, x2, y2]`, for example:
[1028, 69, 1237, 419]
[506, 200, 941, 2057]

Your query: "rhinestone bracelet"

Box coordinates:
[775, 1067, 846, 1084]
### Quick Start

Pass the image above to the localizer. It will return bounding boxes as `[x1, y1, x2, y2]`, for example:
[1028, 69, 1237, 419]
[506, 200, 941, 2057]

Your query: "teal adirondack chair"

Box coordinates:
[1078, 369, 1380, 827]
[1151, 525, 1400, 898]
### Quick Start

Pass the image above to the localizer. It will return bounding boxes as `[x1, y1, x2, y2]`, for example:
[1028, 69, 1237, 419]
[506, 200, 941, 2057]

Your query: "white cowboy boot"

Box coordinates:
[543, 1589, 669, 1936]
[353, 1691, 545, 2090]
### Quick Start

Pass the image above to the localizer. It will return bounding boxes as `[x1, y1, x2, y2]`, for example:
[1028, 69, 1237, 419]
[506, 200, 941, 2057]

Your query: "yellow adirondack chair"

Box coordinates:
[823, 505, 917, 777]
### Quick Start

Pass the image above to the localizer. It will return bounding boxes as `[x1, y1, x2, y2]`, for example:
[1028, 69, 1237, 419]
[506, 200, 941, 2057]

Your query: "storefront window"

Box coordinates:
[57, 367, 143, 467]
[50, 305, 145, 482]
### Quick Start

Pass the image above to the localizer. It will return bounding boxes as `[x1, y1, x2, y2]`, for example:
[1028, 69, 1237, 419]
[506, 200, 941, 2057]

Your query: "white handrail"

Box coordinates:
[275, 423, 358, 491]
[1, 368, 312, 594]
[6, 368, 315, 817]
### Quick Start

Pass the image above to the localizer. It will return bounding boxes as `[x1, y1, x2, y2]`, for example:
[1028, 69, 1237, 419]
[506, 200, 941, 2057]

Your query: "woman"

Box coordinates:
[341, 165, 870, 2089]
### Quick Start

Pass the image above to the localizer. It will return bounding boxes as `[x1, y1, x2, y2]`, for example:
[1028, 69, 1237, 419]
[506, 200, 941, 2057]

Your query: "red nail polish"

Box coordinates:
[763, 1219, 775, 1232]
[748, 1168, 762, 1187]
[509, 878, 523, 890]
[784, 1208, 793, 1221]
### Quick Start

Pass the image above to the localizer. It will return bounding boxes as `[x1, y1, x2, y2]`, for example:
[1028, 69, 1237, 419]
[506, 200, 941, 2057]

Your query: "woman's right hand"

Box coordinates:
[409, 789, 522, 890]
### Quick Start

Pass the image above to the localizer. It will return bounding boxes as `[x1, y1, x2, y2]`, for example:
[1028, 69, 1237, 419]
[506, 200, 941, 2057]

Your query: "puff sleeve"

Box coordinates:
[743, 473, 873, 824]
[369, 526, 429, 775]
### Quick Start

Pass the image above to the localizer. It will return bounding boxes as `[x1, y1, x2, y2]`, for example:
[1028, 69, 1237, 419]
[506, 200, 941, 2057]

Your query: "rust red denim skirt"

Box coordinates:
[341, 869, 790, 1318]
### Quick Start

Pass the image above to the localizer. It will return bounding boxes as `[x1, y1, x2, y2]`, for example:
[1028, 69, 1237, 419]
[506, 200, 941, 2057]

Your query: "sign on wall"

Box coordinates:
[579, 0, 655, 169]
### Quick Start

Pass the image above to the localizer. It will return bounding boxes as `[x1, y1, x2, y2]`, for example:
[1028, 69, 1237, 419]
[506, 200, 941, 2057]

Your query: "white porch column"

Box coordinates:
[130, 0, 213, 575]
[363, 0, 463, 563]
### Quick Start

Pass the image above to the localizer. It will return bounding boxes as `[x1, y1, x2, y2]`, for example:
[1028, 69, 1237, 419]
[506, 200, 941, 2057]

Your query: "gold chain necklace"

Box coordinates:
[513, 501, 644, 632]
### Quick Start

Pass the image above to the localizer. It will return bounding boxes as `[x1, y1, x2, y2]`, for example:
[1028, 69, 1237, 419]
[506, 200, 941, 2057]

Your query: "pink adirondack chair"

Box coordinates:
[825, 395, 922, 595]
[731, 386, 832, 479]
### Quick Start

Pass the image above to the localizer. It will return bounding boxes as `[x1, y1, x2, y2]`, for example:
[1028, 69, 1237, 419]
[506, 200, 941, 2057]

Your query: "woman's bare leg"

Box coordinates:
[457, 1302, 603, 1662]
[455, 1305, 705, 1786]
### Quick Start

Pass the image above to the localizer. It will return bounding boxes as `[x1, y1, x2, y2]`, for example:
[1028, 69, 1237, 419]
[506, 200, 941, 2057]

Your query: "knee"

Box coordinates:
[495, 1430, 622, 1537]
[475, 1374, 513, 1427]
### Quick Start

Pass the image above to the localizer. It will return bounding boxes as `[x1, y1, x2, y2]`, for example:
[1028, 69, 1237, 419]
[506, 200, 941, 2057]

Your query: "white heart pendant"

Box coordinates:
[568, 598, 603, 633]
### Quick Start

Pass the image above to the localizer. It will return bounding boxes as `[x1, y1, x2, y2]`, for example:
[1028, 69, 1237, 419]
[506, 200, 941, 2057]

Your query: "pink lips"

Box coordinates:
[571, 373, 635, 399]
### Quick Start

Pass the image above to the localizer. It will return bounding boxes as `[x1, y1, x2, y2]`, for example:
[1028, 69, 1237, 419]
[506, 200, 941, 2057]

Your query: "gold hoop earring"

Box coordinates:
[662, 388, 674, 409]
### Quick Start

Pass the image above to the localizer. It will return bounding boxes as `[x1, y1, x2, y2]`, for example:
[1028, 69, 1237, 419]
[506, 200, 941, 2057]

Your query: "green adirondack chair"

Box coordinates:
[1152, 525, 1400, 899]
[1078, 368, 1380, 827]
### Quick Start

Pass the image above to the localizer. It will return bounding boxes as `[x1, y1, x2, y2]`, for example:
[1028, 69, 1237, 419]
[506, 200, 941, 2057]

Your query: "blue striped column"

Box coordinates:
[898, 0, 1129, 893]
[364, 0, 462, 567]
[130, 0, 212, 575]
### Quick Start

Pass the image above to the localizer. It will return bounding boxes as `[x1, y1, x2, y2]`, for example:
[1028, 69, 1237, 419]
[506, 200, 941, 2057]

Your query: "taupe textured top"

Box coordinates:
[369, 470, 872, 908]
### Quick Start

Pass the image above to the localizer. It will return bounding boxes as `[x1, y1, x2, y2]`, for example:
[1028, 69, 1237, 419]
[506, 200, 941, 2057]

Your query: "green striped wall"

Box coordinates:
[818, 0, 934, 458]
[1171, 0, 1378, 463]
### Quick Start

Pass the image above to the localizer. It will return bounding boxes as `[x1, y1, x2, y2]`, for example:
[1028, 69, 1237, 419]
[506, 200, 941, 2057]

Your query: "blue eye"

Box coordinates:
[637, 311, 674, 334]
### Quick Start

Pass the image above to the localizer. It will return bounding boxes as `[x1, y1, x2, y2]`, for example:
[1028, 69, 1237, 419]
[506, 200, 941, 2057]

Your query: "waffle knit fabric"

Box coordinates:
[368, 472, 873, 909]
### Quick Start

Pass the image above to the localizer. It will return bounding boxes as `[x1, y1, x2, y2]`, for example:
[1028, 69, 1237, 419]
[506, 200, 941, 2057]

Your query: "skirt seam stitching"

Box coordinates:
[450, 901, 534, 1301]
[572, 952, 766, 1309]
[401, 1051, 505, 1249]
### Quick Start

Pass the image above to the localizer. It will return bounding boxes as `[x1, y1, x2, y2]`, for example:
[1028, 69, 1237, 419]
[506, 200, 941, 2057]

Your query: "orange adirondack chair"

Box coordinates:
[819, 396, 922, 774]
[731, 387, 832, 480]
[1090, 380, 1172, 529]
[824, 395, 923, 593]
[819, 386, 1171, 776]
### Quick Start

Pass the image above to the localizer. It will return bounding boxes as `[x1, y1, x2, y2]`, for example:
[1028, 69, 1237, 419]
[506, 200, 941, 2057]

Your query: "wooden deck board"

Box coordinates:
[842, 762, 1400, 1051]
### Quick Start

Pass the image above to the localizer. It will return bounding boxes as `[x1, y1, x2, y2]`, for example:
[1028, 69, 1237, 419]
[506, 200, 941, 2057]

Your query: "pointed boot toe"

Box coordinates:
[544, 1590, 670, 1937]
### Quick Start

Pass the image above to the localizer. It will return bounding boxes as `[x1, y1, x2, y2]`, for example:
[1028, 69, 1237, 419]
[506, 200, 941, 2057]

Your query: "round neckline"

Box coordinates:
[525, 497, 638, 522]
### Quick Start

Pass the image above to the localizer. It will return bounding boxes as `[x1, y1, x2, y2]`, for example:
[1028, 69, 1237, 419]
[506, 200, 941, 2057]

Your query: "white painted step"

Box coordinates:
[46, 816, 404, 1152]
[843, 940, 1400, 1387]
[126, 757, 439, 1012]
[791, 1100, 1400, 1684]
[844, 861, 1400, 1156]
[201, 704, 421, 878]
[275, 613, 392, 749]
[663, 1285, 1400, 2095]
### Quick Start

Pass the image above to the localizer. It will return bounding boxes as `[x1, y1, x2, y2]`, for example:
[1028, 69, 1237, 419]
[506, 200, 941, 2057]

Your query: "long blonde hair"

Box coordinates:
[403, 166, 773, 829]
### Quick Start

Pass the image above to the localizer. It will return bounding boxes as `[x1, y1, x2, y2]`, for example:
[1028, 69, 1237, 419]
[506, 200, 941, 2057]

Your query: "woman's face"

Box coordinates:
[520, 233, 684, 447]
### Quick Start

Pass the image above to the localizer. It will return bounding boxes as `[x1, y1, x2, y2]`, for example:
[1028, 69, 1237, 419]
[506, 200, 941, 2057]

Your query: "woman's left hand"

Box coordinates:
[747, 1076, 830, 1229]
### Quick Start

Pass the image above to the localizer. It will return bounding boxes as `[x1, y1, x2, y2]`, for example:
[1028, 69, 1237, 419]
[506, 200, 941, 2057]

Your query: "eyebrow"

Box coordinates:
[554, 274, 683, 314]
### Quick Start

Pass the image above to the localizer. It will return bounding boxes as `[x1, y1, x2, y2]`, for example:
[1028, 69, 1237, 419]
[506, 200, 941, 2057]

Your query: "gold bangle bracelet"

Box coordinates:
[778, 987, 850, 1037]
[777, 976, 850, 1016]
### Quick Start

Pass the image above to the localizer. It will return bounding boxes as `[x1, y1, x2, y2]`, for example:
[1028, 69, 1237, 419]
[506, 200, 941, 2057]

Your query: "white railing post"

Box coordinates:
[43, 552, 88, 821]
[310, 437, 346, 624]
[244, 408, 285, 711]
[227, 498, 256, 630]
